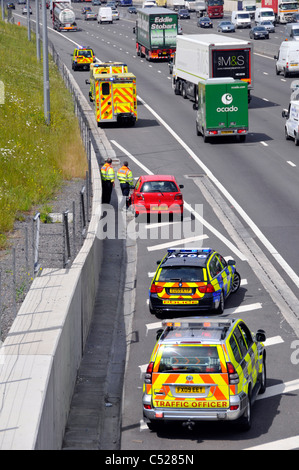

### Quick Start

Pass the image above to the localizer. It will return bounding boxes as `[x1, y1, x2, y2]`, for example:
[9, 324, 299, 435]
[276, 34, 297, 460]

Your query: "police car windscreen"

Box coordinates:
[212, 49, 250, 80]
[158, 346, 222, 373]
[158, 266, 204, 282]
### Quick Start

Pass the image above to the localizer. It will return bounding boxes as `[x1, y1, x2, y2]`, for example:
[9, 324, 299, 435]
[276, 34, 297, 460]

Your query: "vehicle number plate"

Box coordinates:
[152, 205, 168, 210]
[291, 63, 298, 66]
[176, 386, 204, 393]
[221, 131, 233, 134]
[169, 288, 192, 293]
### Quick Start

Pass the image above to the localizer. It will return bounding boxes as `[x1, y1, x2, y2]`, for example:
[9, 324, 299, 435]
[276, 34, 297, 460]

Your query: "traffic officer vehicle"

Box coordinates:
[71, 47, 95, 71]
[149, 248, 241, 316]
[143, 317, 266, 432]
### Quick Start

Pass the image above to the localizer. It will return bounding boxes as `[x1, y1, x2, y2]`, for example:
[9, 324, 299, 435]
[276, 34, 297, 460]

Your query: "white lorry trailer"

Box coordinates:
[172, 34, 253, 103]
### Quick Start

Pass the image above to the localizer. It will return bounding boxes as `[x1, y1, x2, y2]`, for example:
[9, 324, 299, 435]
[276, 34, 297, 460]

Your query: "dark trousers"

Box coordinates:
[120, 183, 131, 208]
[102, 180, 113, 204]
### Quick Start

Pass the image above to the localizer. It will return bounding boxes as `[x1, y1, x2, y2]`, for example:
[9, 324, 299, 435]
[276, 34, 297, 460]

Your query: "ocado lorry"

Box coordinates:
[172, 34, 253, 102]
[194, 78, 248, 141]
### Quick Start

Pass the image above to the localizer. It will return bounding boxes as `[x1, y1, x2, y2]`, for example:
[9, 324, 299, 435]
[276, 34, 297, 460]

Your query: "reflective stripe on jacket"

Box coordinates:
[101, 163, 115, 182]
[117, 166, 133, 185]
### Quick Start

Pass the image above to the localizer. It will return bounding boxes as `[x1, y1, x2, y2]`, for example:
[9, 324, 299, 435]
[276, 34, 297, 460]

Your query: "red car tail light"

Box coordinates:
[227, 362, 239, 385]
[144, 361, 154, 384]
[174, 194, 183, 201]
[150, 284, 164, 294]
[197, 284, 215, 293]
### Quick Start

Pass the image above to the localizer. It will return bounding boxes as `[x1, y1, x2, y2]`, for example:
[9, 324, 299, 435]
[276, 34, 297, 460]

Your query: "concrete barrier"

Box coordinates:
[0, 65, 115, 449]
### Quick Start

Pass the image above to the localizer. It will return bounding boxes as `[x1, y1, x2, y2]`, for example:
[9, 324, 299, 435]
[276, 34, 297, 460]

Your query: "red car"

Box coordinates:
[130, 175, 184, 219]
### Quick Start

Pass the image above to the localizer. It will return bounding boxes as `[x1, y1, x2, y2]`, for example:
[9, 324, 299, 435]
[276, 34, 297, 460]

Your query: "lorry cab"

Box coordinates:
[282, 100, 299, 145]
[231, 10, 251, 28]
[274, 40, 299, 76]
[255, 7, 275, 25]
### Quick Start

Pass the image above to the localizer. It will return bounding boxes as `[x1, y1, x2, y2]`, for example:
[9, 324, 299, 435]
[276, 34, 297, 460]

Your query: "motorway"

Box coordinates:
[13, 3, 299, 450]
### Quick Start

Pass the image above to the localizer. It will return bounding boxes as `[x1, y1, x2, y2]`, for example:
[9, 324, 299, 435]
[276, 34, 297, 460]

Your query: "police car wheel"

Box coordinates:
[259, 357, 267, 394]
[238, 389, 252, 431]
[231, 271, 241, 293]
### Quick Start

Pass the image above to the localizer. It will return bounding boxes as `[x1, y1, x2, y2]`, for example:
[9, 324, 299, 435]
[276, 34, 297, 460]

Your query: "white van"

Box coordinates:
[282, 100, 299, 145]
[285, 23, 299, 40]
[255, 7, 275, 25]
[274, 40, 299, 77]
[97, 6, 113, 24]
[231, 11, 251, 28]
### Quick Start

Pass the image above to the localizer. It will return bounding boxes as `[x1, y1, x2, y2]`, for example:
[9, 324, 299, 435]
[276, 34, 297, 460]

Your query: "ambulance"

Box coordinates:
[86, 72, 137, 126]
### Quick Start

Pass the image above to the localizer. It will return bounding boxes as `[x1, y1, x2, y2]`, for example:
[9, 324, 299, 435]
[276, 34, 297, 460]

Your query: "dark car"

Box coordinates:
[128, 6, 137, 13]
[149, 248, 241, 316]
[249, 25, 269, 39]
[178, 8, 190, 19]
[292, 12, 299, 22]
[217, 20, 235, 33]
[198, 16, 213, 28]
[7, 2, 15, 9]
[81, 6, 92, 14]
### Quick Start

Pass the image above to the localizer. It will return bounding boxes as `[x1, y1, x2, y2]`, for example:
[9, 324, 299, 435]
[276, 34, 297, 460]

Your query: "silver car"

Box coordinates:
[217, 20, 235, 33]
[260, 20, 275, 32]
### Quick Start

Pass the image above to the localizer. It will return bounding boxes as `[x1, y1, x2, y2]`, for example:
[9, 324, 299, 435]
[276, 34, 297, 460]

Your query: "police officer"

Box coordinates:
[117, 161, 134, 210]
[101, 158, 115, 204]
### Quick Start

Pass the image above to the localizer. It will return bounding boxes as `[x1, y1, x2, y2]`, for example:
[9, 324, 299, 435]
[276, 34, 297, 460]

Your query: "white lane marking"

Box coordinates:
[135, 98, 299, 290]
[111, 141, 246, 261]
[244, 435, 299, 450]
[263, 335, 284, 347]
[147, 234, 209, 252]
[224, 302, 262, 316]
[256, 378, 299, 401]
[287, 161, 296, 167]
[184, 202, 247, 261]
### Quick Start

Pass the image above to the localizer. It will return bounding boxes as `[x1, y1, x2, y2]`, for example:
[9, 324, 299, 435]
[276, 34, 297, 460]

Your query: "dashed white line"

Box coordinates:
[287, 160, 296, 167]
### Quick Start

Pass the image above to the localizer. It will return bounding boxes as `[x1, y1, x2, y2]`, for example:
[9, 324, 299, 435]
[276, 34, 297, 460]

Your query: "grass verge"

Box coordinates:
[0, 19, 87, 249]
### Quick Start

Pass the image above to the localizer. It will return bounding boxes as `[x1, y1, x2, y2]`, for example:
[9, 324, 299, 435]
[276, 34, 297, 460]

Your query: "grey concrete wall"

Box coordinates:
[0, 66, 110, 449]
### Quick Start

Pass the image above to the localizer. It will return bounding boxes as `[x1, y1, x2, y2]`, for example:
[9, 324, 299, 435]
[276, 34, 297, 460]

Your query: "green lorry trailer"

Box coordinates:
[195, 78, 249, 142]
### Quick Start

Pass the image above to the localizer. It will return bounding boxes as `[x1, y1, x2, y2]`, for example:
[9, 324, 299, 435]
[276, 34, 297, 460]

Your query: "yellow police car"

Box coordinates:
[71, 46, 95, 71]
[143, 317, 266, 432]
[149, 248, 241, 316]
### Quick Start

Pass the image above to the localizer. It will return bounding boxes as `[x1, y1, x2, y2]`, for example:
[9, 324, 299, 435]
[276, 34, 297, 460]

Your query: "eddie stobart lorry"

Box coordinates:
[172, 34, 253, 103]
[134, 7, 178, 61]
[194, 77, 249, 142]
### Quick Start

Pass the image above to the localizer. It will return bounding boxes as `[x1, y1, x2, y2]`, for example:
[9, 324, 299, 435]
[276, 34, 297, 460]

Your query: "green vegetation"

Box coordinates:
[0, 20, 87, 249]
